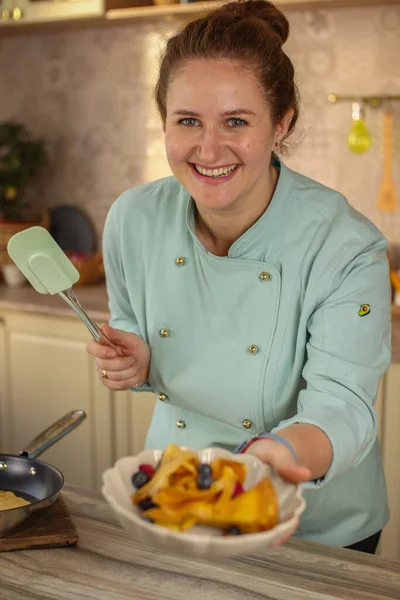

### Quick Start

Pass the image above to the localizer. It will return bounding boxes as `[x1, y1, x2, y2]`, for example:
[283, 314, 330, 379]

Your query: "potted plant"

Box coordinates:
[0, 121, 48, 280]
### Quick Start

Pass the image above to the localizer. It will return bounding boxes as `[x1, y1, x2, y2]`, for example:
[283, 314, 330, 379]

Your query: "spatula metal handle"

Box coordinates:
[59, 289, 123, 356]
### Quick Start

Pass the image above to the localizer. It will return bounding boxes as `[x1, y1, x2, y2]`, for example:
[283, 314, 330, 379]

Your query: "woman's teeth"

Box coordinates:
[194, 164, 238, 178]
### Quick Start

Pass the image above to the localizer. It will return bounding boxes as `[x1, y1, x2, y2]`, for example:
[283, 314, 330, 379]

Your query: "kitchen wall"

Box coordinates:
[0, 3, 400, 248]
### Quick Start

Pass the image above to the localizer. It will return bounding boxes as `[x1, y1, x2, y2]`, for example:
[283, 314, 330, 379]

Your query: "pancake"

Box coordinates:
[0, 490, 30, 511]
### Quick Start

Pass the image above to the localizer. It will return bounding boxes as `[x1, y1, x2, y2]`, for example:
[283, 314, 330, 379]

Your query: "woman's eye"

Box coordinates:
[178, 118, 200, 127]
[227, 118, 248, 127]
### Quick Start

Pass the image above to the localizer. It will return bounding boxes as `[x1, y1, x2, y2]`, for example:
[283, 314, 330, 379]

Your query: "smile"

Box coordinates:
[193, 164, 239, 178]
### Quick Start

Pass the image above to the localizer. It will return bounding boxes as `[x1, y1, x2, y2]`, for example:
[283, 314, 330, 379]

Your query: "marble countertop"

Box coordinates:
[0, 282, 111, 321]
[1, 283, 400, 360]
[0, 487, 399, 600]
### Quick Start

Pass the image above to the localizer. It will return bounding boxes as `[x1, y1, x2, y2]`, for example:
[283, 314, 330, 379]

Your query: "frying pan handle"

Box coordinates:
[19, 410, 87, 460]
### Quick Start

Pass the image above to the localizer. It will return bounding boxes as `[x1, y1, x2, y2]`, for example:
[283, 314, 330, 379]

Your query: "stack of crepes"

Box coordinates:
[132, 444, 279, 534]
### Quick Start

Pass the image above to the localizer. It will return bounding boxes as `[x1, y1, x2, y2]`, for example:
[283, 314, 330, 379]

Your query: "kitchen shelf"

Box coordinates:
[1, 0, 400, 36]
[106, 0, 400, 23]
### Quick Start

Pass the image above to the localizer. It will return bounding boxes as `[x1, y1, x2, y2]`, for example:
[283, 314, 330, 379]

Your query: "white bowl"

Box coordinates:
[101, 447, 306, 559]
[2, 263, 27, 288]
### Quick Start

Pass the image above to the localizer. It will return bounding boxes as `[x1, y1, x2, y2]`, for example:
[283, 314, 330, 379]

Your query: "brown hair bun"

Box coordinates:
[212, 0, 289, 46]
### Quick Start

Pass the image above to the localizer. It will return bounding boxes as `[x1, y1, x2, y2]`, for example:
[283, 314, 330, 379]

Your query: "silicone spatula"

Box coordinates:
[7, 226, 120, 353]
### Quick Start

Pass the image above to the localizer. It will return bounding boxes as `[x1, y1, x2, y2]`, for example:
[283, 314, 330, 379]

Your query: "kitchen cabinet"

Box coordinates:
[0, 305, 399, 560]
[377, 364, 400, 561]
[0, 309, 114, 491]
[113, 389, 157, 458]
[0, 317, 8, 452]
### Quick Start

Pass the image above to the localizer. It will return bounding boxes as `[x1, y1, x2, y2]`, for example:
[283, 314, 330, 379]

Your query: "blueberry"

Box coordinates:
[131, 470, 150, 489]
[197, 473, 213, 490]
[197, 463, 212, 476]
[197, 464, 213, 489]
[225, 526, 241, 536]
[138, 497, 157, 511]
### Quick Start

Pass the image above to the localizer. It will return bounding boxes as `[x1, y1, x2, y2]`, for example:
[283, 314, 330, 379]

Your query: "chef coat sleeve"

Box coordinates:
[273, 232, 391, 488]
[102, 201, 155, 393]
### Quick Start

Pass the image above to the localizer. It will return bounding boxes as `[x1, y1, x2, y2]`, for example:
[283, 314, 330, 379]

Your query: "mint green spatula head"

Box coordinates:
[7, 226, 80, 294]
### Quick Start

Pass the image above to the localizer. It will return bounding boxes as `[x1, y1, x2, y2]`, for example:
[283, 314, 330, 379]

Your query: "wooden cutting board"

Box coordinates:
[0, 494, 79, 552]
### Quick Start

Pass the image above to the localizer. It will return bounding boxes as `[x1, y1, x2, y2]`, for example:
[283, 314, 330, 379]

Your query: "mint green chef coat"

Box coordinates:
[103, 157, 391, 548]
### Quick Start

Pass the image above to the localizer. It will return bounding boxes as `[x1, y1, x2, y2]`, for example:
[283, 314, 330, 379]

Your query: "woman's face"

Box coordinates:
[164, 58, 288, 214]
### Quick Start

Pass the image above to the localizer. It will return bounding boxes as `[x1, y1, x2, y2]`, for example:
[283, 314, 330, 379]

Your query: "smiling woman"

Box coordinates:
[156, 1, 297, 255]
[86, 0, 391, 555]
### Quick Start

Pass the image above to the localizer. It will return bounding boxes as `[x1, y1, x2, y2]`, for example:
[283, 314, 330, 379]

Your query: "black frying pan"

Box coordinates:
[0, 410, 86, 536]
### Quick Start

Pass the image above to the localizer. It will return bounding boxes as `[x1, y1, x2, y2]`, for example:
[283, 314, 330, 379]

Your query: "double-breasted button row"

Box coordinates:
[172, 257, 268, 348]
[175, 418, 253, 430]
[159, 328, 260, 355]
[175, 257, 270, 283]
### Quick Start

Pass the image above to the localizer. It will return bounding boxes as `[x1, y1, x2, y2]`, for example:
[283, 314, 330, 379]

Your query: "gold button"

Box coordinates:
[259, 271, 270, 281]
[158, 393, 168, 401]
[176, 420, 186, 429]
[159, 329, 170, 338]
[1, 9, 10, 19]
[242, 419, 253, 429]
[175, 257, 185, 266]
[248, 345, 259, 354]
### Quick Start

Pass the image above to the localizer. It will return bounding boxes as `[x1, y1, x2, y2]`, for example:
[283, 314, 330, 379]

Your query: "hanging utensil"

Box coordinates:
[347, 102, 371, 154]
[378, 110, 397, 212]
[7, 226, 121, 354]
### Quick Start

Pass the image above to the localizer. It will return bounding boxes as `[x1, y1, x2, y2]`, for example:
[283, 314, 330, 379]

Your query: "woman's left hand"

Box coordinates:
[244, 438, 311, 547]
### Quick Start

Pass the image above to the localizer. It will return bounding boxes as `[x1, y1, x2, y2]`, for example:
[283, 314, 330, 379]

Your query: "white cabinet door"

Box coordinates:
[114, 390, 157, 458]
[129, 391, 157, 455]
[0, 316, 8, 453]
[3, 311, 113, 491]
[379, 364, 400, 561]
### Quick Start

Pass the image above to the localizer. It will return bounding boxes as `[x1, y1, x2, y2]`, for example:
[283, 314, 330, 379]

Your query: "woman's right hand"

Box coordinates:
[86, 323, 151, 390]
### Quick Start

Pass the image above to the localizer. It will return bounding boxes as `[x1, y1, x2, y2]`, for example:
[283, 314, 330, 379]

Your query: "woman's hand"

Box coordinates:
[244, 438, 311, 547]
[86, 323, 151, 390]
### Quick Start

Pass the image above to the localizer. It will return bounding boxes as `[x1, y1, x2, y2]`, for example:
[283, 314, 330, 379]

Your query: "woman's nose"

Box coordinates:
[197, 127, 221, 163]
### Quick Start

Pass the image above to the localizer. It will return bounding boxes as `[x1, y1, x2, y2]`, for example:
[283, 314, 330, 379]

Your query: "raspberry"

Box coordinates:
[139, 463, 155, 477]
[232, 482, 244, 497]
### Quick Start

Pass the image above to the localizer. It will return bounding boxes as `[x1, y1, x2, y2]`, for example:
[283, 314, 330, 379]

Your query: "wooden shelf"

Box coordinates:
[1, 0, 400, 36]
[106, 1, 221, 22]
[105, 0, 400, 22]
